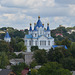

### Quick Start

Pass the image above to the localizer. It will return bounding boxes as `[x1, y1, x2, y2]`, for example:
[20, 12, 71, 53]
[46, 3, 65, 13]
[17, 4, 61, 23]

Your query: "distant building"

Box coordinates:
[67, 29, 75, 34]
[24, 16, 54, 52]
[59, 25, 65, 28]
[0, 31, 5, 33]
[4, 31, 11, 42]
[56, 33, 63, 37]
[9, 59, 24, 65]
[21, 69, 29, 75]
[0, 69, 16, 75]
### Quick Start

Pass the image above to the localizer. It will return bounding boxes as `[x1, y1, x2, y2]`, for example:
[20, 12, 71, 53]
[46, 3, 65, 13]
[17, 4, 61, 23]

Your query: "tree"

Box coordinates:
[30, 60, 37, 68]
[61, 38, 71, 48]
[31, 69, 38, 75]
[55, 38, 71, 48]
[47, 48, 72, 62]
[18, 53, 25, 59]
[16, 41, 27, 52]
[33, 49, 47, 65]
[0, 52, 9, 68]
[11, 63, 28, 75]
[0, 40, 9, 52]
[10, 38, 16, 52]
[31, 46, 39, 52]
[38, 62, 72, 75]
[10, 38, 26, 52]
[60, 57, 75, 71]
[70, 42, 75, 58]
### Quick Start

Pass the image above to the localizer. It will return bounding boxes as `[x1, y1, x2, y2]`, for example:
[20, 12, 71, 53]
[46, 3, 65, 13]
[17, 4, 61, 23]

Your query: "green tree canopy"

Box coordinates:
[0, 52, 9, 68]
[47, 48, 72, 62]
[70, 42, 75, 58]
[31, 46, 39, 52]
[0, 40, 9, 52]
[60, 57, 75, 71]
[11, 63, 28, 75]
[38, 62, 72, 75]
[33, 49, 47, 65]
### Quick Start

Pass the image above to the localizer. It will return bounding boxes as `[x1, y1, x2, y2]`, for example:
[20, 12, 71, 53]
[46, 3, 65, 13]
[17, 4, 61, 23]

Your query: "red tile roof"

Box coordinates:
[21, 68, 29, 75]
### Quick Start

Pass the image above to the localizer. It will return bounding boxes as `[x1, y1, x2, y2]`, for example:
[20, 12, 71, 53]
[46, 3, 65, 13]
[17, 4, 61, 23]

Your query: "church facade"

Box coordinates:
[24, 16, 54, 52]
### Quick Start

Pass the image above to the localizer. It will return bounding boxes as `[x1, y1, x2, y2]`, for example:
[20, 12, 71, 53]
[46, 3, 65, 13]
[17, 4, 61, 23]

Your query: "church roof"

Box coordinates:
[52, 45, 68, 49]
[29, 25, 32, 31]
[34, 17, 44, 31]
[47, 26, 50, 31]
[25, 34, 53, 39]
[25, 35, 33, 39]
[4, 32, 11, 38]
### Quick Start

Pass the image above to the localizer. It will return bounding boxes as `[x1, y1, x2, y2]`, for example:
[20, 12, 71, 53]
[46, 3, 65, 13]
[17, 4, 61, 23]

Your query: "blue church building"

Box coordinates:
[24, 16, 54, 52]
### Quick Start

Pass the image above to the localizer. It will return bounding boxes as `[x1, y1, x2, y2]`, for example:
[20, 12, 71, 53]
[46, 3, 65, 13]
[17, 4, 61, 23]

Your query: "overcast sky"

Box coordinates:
[0, 0, 75, 30]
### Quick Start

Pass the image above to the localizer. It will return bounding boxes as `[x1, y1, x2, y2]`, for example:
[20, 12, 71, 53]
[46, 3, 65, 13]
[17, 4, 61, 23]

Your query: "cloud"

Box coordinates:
[0, 0, 55, 8]
[0, 0, 75, 30]
[69, 5, 75, 16]
[55, 0, 75, 4]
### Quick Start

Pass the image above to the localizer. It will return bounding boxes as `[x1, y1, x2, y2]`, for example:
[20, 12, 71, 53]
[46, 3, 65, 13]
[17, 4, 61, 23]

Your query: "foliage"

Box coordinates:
[38, 62, 72, 75]
[31, 46, 39, 52]
[61, 38, 71, 48]
[31, 69, 38, 75]
[70, 42, 75, 58]
[51, 26, 75, 42]
[0, 52, 9, 68]
[10, 37, 26, 52]
[47, 48, 72, 62]
[60, 57, 75, 71]
[16, 41, 26, 52]
[30, 60, 38, 68]
[33, 49, 47, 65]
[55, 38, 71, 48]
[7, 51, 17, 59]
[24, 29, 28, 34]
[18, 53, 25, 59]
[11, 63, 28, 75]
[69, 32, 75, 42]
[0, 40, 9, 52]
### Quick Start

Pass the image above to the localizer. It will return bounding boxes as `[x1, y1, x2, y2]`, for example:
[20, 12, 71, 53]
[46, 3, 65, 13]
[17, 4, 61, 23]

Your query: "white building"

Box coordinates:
[24, 16, 54, 52]
[4, 31, 11, 42]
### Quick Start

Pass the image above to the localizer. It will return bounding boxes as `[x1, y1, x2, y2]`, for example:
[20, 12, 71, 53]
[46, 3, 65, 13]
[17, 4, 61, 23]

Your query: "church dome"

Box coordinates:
[4, 32, 11, 38]
[34, 16, 44, 31]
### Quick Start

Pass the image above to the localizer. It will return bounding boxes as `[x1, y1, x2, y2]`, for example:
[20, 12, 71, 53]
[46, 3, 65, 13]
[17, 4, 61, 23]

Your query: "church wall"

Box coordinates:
[32, 31, 38, 37]
[4, 38, 11, 42]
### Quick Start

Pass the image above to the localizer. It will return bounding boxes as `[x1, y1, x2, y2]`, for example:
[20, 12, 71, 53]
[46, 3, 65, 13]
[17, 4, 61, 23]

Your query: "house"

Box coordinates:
[21, 68, 29, 75]
[67, 29, 75, 34]
[0, 69, 16, 75]
[56, 33, 63, 37]
[9, 59, 24, 65]
[24, 16, 54, 52]
[0, 31, 5, 33]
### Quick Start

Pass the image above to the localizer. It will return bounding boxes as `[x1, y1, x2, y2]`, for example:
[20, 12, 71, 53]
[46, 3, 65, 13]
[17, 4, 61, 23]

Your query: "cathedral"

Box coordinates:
[24, 16, 54, 52]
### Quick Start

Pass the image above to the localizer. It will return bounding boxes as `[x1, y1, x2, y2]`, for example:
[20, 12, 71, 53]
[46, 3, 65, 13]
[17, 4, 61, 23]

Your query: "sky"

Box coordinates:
[0, 0, 75, 30]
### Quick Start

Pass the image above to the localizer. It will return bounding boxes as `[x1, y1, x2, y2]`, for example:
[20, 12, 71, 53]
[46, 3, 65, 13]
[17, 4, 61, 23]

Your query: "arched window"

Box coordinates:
[40, 41, 46, 46]
[48, 34, 49, 37]
[29, 40, 31, 45]
[35, 34, 37, 37]
[48, 41, 50, 45]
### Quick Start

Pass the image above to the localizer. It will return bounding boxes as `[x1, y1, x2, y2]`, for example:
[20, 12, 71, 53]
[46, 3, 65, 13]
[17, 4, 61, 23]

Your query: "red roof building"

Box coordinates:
[56, 33, 63, 37]
[21, 68, 29, 75]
